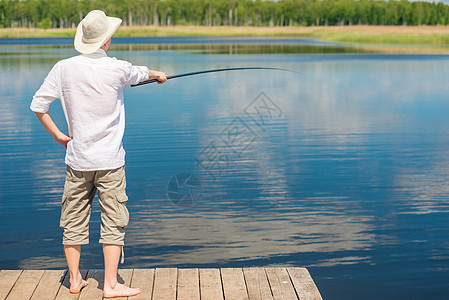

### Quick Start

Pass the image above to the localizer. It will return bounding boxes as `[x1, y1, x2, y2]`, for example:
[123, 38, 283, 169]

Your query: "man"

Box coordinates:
[30, 10, 167, 298]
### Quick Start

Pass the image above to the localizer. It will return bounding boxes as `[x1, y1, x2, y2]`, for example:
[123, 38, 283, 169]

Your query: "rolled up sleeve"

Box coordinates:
[125, 63, 150, 86]
[30, 63, 60, 113]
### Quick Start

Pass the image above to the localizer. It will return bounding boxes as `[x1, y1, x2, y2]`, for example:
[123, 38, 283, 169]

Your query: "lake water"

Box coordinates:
[0, 37, 448, 300]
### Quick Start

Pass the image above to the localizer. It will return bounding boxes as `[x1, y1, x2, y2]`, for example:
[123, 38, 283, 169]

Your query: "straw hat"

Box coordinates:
[74, 10, 122, 54]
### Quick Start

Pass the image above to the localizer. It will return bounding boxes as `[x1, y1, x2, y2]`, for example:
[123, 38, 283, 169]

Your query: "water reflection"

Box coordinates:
[0, 43, 369, 56]
[112, 43, 372, 54]
[124, 208, 375, 266]
[0, 38, 448, 299]
[4, 42, 449, 56]
[18, 256, 68, 270]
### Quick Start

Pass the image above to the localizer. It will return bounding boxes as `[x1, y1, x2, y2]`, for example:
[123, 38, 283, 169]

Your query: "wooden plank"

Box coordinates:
[78, 269, 103, 300]
[30, 270, 67, 300]
[0, 267, 321, 300]
[129, 269, 155, 300]
[0, 270, 22, 300]
[265, 268, 298, 300]
[55, 269, 88, 300]
[243, 268, 273, 300]
[287, 268, 322, 300]
[152, 268, 177, 300]
[6, 270, 44, 300]
[177, 268, 199, 300]
[221, 268, 249, 300]
[199, 269, 223, 300]
[113, 269, 133, 300]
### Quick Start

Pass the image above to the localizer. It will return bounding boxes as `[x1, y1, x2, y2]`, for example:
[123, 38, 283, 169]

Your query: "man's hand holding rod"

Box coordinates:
[149, 70, 167, 84]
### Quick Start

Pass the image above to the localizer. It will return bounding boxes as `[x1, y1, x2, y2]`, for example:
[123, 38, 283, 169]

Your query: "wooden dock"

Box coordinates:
[0, 267, 322, 300]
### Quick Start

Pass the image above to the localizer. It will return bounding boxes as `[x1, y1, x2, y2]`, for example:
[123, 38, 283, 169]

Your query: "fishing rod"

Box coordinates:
[131, 67, 295, 87]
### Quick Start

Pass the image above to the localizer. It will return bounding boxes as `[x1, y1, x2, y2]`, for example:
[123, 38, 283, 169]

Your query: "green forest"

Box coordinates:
[1, 0, 449, 29]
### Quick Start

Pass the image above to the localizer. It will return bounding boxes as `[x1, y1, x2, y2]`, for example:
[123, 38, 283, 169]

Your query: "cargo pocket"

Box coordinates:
[115, 191, 129, 228]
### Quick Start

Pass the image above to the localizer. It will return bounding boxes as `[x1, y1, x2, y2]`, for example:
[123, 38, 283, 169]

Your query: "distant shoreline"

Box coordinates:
[2, 25, 449, 45]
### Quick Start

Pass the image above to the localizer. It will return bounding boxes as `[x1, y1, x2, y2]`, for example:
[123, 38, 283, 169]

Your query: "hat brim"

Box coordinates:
[74, 16, 122, 54]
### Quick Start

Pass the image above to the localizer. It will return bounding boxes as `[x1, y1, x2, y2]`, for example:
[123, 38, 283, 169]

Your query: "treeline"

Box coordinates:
[2, 0, 449, 29]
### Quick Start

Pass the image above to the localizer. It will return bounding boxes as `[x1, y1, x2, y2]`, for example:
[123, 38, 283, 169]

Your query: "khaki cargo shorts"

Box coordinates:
[60, 165, 129, 246]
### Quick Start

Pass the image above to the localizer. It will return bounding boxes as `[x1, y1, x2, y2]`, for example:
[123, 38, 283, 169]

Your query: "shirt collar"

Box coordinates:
[83, 48, 108, 58]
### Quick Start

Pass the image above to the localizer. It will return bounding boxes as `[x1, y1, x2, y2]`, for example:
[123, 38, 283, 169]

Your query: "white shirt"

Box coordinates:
[30, 49, 149, 171]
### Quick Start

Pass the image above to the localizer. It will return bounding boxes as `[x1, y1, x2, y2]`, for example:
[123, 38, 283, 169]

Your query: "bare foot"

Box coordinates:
[69, 278, 88, 294]
[103, 283, 141, 298]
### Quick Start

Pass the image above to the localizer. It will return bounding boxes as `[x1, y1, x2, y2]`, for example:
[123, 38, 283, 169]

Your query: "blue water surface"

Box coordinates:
[0, 37, 448, 300]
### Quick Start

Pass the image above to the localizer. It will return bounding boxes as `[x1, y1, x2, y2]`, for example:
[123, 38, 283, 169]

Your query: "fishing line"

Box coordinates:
[130, 67, 296, 87]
